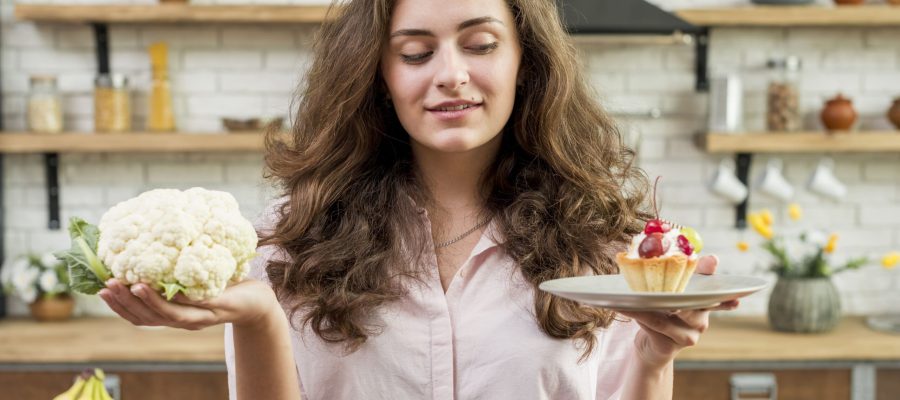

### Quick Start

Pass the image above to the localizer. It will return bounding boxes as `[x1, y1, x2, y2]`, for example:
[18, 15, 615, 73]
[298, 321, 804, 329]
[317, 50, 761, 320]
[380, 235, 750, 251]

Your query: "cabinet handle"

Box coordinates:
[730, 372, 777, 400]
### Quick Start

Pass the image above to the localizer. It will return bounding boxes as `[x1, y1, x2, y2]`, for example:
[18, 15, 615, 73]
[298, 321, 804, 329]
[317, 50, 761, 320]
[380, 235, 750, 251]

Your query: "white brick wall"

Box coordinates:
[2, 0, 900, 317]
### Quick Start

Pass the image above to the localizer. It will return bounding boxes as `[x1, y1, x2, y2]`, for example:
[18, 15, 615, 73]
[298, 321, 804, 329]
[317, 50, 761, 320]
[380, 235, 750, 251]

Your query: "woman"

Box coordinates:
[99, 0, 737, 399]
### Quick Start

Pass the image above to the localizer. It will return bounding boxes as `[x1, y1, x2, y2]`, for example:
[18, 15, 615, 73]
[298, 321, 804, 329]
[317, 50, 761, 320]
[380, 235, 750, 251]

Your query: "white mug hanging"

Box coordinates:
[808, 157, 847, 201]
[709, 158, 749, 205]
[757, 158, 794, 202]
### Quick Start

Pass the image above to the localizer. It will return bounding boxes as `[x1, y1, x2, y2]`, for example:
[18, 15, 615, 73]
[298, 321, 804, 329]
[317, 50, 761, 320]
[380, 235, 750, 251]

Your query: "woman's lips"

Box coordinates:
[427, 104, 482, 121]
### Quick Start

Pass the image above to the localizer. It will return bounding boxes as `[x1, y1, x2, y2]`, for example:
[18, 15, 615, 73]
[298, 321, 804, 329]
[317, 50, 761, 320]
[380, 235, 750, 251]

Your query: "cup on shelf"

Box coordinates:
[807, 157, 847, 201]
[756, 158, 794, 202]
[710, 158, 749, 204]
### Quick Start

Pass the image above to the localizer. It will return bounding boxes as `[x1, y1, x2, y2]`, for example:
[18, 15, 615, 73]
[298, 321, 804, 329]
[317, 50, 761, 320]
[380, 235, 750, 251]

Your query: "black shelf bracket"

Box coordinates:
[45, 153, 61, 230]
[93, 23, 110, 74]
[695, 28, 710, 92]
[735, 153, 752, 229]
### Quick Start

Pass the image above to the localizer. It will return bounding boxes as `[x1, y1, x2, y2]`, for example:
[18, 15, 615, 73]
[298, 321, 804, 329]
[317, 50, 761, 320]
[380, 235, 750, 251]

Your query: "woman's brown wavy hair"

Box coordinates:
[262, 0, 651, 360]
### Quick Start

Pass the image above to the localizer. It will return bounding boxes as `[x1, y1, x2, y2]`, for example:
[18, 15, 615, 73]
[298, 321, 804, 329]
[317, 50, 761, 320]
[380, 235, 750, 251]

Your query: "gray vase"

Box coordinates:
[768, 277, 841, 333]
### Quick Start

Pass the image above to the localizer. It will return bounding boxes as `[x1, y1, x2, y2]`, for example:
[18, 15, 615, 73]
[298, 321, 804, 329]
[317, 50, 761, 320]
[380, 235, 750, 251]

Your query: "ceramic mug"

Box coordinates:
[710, 158, 749, 204]
[757, 158, 794, 201]
[808, 158, 847, 201]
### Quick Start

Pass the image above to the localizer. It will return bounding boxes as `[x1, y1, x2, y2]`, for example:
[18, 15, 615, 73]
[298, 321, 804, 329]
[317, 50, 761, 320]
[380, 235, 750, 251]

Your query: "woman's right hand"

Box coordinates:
[98, 278, 278, 331]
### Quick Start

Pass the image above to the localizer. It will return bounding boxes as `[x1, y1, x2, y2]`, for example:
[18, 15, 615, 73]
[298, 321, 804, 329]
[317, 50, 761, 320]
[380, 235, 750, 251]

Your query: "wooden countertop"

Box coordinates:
[0, 317, 224, 363]
[679, 316, 900, 362]
[0, 316, 897, 364]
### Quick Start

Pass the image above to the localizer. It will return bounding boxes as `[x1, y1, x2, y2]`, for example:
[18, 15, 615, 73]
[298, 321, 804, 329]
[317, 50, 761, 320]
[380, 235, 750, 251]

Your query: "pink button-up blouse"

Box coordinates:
[225, 204, 640, 400]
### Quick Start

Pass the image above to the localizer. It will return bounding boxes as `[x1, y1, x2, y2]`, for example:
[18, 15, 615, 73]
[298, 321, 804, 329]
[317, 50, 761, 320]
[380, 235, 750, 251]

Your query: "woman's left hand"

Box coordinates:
[616, 255, 739, 368]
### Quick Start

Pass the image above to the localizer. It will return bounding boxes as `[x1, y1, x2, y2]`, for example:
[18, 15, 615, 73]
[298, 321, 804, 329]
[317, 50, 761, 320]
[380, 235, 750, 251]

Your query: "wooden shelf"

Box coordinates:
[679, 316, 900, 362]
[0, 132, 268, 153]
[17, 4, 900, 26]
[0, 317, 223, 363]
[699, 131, 900, 153]
[14, 4, 333, 24]
[676, 5, 900, 27]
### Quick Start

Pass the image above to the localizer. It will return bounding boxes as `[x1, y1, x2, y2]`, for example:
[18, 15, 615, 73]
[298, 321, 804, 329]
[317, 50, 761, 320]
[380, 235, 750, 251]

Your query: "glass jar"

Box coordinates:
[765, 56, 802, 132]
[27, 75, 63, 133]
[94, 73, 131, 133]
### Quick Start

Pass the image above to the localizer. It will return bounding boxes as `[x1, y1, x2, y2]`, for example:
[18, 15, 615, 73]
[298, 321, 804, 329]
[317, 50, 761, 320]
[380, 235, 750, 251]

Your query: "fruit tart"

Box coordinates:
[616, 179, 704, 293]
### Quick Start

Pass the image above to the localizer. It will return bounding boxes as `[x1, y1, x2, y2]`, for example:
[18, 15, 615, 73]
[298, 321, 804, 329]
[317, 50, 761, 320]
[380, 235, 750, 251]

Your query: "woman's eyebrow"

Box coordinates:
[389, 16, 504, 39]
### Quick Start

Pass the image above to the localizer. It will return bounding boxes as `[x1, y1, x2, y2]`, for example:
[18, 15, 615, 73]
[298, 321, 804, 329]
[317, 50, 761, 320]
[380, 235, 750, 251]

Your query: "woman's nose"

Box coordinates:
[433, 49, 469, 91]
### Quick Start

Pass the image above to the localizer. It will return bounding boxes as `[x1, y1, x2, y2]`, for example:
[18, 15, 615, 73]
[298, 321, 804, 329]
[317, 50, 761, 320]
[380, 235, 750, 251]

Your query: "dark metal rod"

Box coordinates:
[735, 153, 752, 229]
[45, 153, 60, 230]
[93, 23, 110, 74]
[695, 28, 710, 92]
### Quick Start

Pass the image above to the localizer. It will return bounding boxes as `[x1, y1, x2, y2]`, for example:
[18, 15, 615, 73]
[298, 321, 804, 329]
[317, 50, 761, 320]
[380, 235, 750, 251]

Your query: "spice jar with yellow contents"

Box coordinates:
[766, 56, 802, 132]
[94, 73, 131, 133]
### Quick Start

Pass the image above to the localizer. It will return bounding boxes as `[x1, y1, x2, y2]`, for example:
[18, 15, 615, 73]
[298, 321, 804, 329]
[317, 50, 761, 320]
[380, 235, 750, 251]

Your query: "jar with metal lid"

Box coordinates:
[27, 75, 63, 133]
[94, 73, 131, 133]
[765, 56, 802, 132]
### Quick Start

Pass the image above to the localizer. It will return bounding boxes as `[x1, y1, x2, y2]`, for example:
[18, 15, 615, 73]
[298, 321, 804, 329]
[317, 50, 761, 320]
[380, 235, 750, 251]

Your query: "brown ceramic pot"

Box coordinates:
[820, 93, 857, 131]
[888, 98, 900, 130]
[29, 294, 75, 322]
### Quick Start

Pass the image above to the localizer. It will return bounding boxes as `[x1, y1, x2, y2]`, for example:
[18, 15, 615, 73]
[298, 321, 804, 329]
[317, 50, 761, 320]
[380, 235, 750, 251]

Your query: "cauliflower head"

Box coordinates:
[96, 187, 258, 301]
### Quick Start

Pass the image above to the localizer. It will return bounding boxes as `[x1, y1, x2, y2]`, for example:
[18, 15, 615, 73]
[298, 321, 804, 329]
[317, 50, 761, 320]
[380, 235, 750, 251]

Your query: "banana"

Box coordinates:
[74, 376, 100, 400]
[52, 376, 86, 400]
[92, 377, 107, 400]
[91, 368, 114, 400]
[54, 369, 114, 400]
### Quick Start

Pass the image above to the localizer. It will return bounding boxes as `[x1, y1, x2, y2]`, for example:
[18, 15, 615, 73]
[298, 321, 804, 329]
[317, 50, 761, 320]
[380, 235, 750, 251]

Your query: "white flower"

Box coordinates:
[12, 267, 40, 293]
[39, 270, 60, 293]
[40, 253, 61, 269]
[805, 230, 828, 247]
[1, 258, 29, 288]
[19, 285, 37, 303]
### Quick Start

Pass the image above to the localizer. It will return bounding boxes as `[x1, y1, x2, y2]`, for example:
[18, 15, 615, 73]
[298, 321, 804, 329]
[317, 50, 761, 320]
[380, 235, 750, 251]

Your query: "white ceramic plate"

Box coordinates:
[538, 274, 769, 311]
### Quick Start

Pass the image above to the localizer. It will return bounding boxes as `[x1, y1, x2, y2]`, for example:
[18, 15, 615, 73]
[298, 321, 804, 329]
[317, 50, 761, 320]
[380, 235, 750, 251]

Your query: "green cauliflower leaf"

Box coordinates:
[54, 217, 111, 295]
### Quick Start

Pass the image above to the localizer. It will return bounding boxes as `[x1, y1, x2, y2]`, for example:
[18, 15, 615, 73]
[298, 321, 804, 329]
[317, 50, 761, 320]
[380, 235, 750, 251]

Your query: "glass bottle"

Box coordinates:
[94, 73, 132, 133]
[765, 56, 802, 132]
[27, 75, 63, 133]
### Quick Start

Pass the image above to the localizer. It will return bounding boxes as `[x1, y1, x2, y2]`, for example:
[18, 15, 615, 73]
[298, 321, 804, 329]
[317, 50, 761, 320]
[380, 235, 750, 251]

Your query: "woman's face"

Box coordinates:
[381, 0, 523, 154]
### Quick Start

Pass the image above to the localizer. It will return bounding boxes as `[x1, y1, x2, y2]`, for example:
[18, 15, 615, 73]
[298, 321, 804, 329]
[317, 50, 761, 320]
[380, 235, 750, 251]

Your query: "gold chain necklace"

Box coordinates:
[434, 217, 491, 249]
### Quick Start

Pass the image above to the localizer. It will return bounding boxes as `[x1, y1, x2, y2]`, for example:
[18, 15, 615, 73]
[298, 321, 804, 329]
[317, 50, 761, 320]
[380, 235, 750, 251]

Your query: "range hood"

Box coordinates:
[558, 0, 700, 35]
[557, 0, 709, 92]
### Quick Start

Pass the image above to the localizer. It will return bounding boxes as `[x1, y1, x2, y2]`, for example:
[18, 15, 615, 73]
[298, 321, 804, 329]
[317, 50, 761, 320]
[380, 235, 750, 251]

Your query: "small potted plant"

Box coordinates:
[1, 252, 74, 321]
[738, 204, 876, 333]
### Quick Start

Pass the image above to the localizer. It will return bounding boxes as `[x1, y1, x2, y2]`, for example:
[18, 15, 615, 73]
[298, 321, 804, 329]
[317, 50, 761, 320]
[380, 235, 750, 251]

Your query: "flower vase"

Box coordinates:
[29, 294, 75, 322]
[768, 277, 841, 333]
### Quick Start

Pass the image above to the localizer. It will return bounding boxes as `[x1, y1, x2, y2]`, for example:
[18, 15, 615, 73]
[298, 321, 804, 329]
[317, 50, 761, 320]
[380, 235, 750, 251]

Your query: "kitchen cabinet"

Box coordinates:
[675, 316, 900, 400]
[0, 317, 226, 400]
[674, 368, 851, 400]
[0, 371, 227, 400]
[1, 316, 898, 399]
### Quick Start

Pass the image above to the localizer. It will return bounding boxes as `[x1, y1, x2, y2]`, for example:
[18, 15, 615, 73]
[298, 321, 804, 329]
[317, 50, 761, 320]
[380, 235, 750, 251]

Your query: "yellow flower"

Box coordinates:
[883, 252, 900, 270]
[737, 241, 750, 252]
[788, 203, 802, 221]
[760, 209, 774, 226]
[824, 233, 839, 254]
[748, 213, 773, 239]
